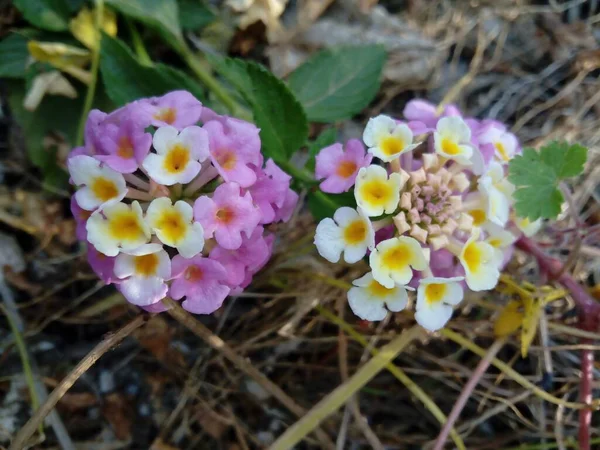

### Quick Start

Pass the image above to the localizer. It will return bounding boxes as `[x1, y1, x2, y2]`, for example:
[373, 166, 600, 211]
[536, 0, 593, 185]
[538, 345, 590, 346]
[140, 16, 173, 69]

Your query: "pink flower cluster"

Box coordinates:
[313, 99, 542, 331]
[68, 91, 297, 314]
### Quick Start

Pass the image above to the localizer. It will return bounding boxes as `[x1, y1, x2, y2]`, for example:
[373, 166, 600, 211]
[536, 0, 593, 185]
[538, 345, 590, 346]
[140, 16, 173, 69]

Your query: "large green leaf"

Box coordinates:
[308, 191, 356, 221]
[178, 0, 216, 30]
[99, 36, 204, 106]
[211, 56, 308, 163]
[0, 34, 30, 78]
[244, 62, 308, 162]
[288, 45, 386, 123]
[105, 0, 183, 42]
[13, 0, 72, 31]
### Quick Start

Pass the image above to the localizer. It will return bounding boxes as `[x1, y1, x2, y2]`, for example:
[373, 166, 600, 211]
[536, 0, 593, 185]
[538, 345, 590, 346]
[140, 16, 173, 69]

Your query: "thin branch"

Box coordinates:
[9, 314, 148, 450]
[579, 343, 594, 450]
[162, 298, 336, 450]
[432, 338, 506, 450]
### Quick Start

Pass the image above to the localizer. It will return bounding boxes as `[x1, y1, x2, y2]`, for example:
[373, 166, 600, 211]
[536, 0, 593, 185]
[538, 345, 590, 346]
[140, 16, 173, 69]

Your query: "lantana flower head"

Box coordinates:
[68, 91, 297, 314]
[313, 99, 535, 331]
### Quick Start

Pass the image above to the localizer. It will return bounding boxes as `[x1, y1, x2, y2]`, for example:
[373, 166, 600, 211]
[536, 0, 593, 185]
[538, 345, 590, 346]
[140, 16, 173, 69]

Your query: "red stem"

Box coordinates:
[516, 235, 598, 450]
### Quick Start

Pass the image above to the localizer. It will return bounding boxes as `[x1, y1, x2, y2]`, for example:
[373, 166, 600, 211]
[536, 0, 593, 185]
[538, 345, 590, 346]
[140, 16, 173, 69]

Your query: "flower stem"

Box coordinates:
[75, 0, 103, 146]
[126, 17, 152, 66]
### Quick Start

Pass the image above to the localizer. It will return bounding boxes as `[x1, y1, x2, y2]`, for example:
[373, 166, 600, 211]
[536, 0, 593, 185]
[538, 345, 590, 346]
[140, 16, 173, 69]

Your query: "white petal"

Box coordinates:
[75, 187, 101, 211]
[333, 207, 360, 227]
[146, 197, 173, 229]
[179, 126, 210, 162]
[352, 272, 375, 287]
[122, 243, 164, 256]
[86, 213, 117, 256]
[465, 267, 500, 291]
[68, 155, 101, 186]
[384, 286, 409, 312]
[155, 249, 171, 279]
[343, 243, 368, 264]
[120, 276, 167, 306]
[363, 115, 396, 147]
[415, 305, 453, 332]
[114, 253, 135, 279]
[314, 218, 344, 263]
[152, 126, 179, 154]
[348, 286, 388, 321]
[177, 222, 205, 258]
[174, 200, 194, 223]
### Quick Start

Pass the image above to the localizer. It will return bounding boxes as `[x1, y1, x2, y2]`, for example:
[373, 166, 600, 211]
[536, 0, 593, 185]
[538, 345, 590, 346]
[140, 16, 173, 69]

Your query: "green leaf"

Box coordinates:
[13, 0, 72, 31]
[0, 34, 30, 78]
[178, 0, 217, 30]
[508, 142, 588, 220]
[99, 36, 204, 106]
[305, 128, 338, 172]
[245, 62, 308, 162]
[6, 80, 112, 188]
[539, 141, 588, 179]
[105, 0, 183, 42]
[288, 45, 386, 123]
[211, 56, 309, 163]
[308, 190, 356, 221]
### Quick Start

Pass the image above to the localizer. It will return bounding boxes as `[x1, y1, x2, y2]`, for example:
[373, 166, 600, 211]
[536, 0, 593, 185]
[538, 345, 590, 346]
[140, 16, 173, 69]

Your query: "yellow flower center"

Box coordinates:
[336, 160, 357, 178]
[185, 265, 203, 282]
[156, 209, 187, 243]
[163, 145, 190, 174]
[217, 150, 237, 171]
[359, 179, 393, 209]
[90, 177, 119, 202]
[488, 238, 502, 248]
[468, 209, 486, 226]
[216, 207, 234, 224]
[441, 138, 461, 155]
[117, 136, 134, 159]
[425, 283, 447, 305]
[108, 211, 145, 241]
[134, 253, 159, 277]
[155, 107, 176, 124]
[380, 136, 405, 156]
[463, 242, 482, 273]
[367, 280, 393, 297]
[494, 142, 509, 161]
[381, 243, 412, 270]
[343, 220, 367, 245]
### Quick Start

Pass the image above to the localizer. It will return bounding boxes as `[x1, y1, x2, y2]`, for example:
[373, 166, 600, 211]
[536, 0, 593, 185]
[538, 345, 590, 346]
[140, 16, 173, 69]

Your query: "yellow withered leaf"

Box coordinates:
[28, 41, 90, 69]
[69, 7, 117, 51]
[520, 295, 544, 358]
[494, 300, 523, 337]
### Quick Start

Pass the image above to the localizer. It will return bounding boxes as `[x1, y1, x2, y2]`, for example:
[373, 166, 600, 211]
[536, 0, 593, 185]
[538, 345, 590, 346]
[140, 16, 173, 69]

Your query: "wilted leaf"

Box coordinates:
[493, 300, 522, 337]
[521, 296, 543, 358]
[99, 36, 204, 106]
[23, 71, 77, 111]
[69, 6, 118, 50]
[288, 45, 386, 123]
[227, 0, 287, 39]
[27, 41, 91, 84]
[102, 393, 132, 440]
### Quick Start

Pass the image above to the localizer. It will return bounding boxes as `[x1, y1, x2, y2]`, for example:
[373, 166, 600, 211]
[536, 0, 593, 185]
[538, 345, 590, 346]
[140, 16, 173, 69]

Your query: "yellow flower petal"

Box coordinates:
[69, 7, 118, 51]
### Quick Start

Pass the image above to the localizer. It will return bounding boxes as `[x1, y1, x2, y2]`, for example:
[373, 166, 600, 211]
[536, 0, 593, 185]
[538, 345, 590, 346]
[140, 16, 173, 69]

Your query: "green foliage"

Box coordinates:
[308, 191, 356, 221]
[6, 81, 112, 188]
[0, 34, 30, 78]
[288, 45, 386, 123]
[212, 56, 309, 163]
[178, 0, 217, 31]
[508, 141, 588, 220]
[105, 0, 183, 43]
[305, 128, 338, 172]
[99, 36, 204, 106]
[13, 0, 72, 31]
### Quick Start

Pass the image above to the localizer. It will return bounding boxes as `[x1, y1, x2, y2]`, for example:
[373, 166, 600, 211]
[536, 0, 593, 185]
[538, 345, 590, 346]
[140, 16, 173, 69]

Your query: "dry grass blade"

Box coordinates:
[162, 297, 336, 450]
[268, 326, 422, 450]
[9, 314, 148, 450]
